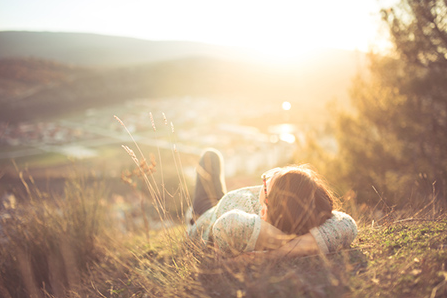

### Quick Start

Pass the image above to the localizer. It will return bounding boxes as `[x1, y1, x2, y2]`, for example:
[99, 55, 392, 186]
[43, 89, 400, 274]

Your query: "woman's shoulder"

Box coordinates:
[327, 210, 358, 238]
[226, 185, 262, 195]
[215, 185, 262, 217]
[331, 210, 356, 222]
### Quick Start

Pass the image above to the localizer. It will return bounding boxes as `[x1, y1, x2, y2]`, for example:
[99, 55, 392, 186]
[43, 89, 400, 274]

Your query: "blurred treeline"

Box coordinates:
[302, 0, 447, 217]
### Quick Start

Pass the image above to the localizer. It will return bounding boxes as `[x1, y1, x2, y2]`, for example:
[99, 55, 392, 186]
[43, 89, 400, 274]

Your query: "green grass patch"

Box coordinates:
[0, 151, 70, 169]
[349, 220, 447, 298]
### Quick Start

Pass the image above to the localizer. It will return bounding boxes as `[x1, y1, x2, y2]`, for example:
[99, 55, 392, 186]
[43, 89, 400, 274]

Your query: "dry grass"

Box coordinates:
[1, 113, 447, 298]
[2, 165, 447, 297]
[0, 164, 109, 297]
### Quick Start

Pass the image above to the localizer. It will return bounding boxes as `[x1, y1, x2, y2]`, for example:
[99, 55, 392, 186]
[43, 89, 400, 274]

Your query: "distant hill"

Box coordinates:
[0, 31, 367, 124]
[0, 31, 251, 67]
[0, 57, 89, 101]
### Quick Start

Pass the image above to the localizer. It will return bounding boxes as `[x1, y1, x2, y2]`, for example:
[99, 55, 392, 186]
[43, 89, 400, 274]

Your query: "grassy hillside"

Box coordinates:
[1, 163, 446, 298]
[350, 219, 447, 297]
[0, 57, 90, 101]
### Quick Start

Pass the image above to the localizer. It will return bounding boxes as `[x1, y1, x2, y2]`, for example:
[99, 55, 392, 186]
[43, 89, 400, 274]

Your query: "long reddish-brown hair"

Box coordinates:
[266, 164, 336, 236]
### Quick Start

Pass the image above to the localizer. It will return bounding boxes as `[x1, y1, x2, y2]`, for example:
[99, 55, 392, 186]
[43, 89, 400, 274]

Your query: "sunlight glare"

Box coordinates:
[0, 0, 386, 61]
[280, 133, 296, 144]
[112, 0, 378, 63]
[282, 102, 291, 111]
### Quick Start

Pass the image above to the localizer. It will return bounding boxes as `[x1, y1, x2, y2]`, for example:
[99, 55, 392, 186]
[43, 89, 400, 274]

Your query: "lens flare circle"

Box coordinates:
[282, 101, 291, 111]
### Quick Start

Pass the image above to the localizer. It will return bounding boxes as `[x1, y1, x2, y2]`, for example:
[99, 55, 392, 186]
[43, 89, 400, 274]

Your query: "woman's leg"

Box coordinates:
[192, 148, 227, 217]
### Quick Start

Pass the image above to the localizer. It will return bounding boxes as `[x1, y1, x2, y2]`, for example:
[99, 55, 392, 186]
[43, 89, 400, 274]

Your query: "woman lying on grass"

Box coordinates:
[187, 149, 357, 259]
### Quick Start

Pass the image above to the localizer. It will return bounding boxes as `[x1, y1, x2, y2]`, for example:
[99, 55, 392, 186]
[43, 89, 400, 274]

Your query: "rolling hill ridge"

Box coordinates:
[0, 31, 251, 67]
[0, 31, 366, 124]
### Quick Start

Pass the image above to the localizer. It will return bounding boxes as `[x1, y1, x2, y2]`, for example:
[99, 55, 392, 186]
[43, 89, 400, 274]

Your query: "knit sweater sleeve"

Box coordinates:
[212, 209, 262, 258]
[309, 211, 358, 254]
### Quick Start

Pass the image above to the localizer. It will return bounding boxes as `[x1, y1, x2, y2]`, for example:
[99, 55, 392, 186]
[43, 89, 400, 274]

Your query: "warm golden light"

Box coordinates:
[0, 0, 385, 63]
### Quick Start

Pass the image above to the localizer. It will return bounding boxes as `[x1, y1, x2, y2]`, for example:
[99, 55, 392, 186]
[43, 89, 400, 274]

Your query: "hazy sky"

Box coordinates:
[0, 0, 396, 59]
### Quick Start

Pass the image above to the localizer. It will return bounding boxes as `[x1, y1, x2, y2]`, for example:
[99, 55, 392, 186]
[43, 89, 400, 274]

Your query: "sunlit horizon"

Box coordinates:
[0, 0, 397, 62]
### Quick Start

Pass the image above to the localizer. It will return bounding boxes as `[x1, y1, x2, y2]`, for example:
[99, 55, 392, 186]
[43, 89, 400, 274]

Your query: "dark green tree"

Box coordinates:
[335, 0, 447, 212]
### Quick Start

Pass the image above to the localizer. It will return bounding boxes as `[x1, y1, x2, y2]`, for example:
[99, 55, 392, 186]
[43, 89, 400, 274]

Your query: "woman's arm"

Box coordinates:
[247, 210, 358, 259]
[260, 232, 320, 258]
[214, 209, 357, 259]
[212, 209, 262, 257]
[227, 233, 319, 264]
[255, 220, 298, 251]
[254, 220, 320, 256]
[308, 211, 358, 254]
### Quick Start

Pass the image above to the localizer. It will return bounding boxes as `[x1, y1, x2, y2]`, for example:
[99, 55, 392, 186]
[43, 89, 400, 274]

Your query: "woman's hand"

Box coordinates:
[224, 233, 320, 265]
[265, 232, 320, 258]
[216, 215, 321, 265]
[254, 219, 296, 251]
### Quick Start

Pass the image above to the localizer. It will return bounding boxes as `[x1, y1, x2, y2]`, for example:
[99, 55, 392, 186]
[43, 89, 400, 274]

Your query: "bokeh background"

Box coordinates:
[0, 0, 446, 230]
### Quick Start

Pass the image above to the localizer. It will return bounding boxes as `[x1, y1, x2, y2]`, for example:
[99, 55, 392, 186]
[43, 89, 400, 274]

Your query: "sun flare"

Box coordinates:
[282, 102, 292, 111]
[0, 0, 385, 63]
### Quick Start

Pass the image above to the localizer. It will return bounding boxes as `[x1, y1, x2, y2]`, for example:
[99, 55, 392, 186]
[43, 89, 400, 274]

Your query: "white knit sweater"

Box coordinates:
[188, 186, 358, 257]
